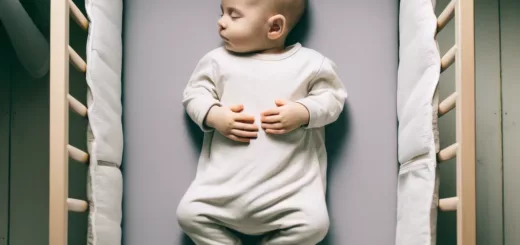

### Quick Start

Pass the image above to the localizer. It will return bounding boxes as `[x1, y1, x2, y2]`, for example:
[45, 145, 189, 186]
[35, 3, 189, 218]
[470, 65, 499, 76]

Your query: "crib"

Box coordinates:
[435, 0, 476, 243]
[47, 0, 123, 244]
[0, 0, 478, 244]
[48, 0, 89, 243]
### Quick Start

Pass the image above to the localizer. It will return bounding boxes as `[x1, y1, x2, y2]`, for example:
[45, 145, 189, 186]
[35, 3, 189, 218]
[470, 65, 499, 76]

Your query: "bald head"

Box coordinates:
[269, 0, 306, 30]
[247, 0, 305, 30]
[218, 0, 306, 53]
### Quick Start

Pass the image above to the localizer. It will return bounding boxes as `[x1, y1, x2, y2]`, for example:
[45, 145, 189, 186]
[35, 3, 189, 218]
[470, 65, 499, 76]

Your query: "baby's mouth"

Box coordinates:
[220, 34, 229, 41]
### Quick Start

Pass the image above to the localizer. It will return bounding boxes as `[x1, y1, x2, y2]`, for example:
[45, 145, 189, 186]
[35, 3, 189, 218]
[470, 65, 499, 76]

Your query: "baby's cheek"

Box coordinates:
[232, 27, 263, 47]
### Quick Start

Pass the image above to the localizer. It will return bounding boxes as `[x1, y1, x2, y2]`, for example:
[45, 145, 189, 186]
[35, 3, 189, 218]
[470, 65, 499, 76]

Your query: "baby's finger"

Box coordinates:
[229, 104, 244, 112]
[261, 108, 280, 116]
[227, 134, 251, 143]
[231, 129, 258, 139]
[265, 129, 287, 135]
[262, 123, 284, 130]
[234, 113, 256, 123]
[233, 113, 255, 123]
[233, 122, 259, 131]
[261, 115, 281, 123]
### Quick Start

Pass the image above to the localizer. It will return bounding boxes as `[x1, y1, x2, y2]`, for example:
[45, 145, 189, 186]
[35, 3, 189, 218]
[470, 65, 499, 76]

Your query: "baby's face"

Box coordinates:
[218, 0, 271, 53]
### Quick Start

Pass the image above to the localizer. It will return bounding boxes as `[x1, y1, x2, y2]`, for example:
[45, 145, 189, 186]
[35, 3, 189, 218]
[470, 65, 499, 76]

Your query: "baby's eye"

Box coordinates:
[229, 10, 242, 19]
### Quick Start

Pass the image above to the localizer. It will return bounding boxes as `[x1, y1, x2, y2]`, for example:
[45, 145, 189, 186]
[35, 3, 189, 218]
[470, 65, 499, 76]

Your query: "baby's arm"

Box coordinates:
[260, 57, 347, 134]
[183, 54, 259, 142]
[182, 54, 222, 132]
[296, 57, 347, 128]
[260, 99, 310, 134]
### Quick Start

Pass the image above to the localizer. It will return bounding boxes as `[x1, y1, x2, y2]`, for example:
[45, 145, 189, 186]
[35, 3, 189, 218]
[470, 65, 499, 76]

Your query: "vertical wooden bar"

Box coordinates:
[49, 0, 70, 244]
[455, 0, 476, 244]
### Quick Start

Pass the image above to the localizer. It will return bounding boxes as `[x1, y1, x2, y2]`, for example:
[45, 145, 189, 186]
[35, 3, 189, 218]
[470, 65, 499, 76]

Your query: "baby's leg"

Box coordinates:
[177, 201, 242, 245]
[259, 188, 329, 245]
[260, 209, 329, 245]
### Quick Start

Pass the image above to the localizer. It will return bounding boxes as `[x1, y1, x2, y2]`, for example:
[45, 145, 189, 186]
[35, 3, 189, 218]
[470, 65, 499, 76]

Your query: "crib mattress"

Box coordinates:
[396, 0, 441, 244]
[85, 0, 124, 244]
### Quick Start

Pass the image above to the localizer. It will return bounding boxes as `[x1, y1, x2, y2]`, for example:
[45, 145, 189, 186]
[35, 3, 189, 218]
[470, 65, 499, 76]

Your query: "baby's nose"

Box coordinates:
[218, 18, 227, 29]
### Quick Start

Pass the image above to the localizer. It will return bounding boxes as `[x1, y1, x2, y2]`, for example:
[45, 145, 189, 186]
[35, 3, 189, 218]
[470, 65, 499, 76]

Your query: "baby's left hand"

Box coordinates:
[260, 99, 310, 135]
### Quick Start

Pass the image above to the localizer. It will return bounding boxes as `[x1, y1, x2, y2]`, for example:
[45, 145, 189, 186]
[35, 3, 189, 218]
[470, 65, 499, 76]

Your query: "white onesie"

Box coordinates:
[177, 43, 347, 245]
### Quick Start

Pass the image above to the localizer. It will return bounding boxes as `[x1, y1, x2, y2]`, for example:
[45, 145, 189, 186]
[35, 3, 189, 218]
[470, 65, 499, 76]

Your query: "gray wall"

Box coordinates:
[0, 21, 11, 245]
[501, 0, 520, 244]
[0, 0, 89, 244]
[473, 0, 504, 244]
[122, 1, 398, 244]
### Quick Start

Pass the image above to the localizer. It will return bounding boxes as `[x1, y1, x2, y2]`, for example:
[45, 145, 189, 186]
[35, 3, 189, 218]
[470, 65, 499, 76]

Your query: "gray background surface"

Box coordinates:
[122, 1, 398, 244]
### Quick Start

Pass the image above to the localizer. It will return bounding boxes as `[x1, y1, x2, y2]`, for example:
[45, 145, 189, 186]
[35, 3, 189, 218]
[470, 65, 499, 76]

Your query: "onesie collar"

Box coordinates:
[249, 42, 302, 61]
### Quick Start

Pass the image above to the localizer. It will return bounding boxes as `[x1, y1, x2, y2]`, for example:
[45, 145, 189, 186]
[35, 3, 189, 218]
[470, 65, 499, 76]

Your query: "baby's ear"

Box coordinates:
[267, 14, 286, 40]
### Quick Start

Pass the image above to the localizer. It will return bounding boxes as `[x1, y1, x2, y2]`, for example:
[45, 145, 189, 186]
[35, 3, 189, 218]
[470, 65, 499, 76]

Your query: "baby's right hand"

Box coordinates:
[205, 104, 259, 143]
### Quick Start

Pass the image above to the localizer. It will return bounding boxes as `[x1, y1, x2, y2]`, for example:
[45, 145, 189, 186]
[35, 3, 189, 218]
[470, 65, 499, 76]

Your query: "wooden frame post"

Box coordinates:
[49, 0, 70, 244]
[455, 0, 476, 244]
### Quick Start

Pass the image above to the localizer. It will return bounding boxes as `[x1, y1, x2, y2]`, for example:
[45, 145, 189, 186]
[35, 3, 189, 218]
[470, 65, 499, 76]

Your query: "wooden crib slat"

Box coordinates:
[68, 94, 88, 117]
[437, 0, 456, 34]
[69, 0, 89, 31]
[455, 0, 476, 243]
[49, 0, 70, 244]
[439, 197, 459, 212]
[68, 45, 87, 73]
[437, 143, 458, 162]
[441, 45, 457, 73]
[67, 144, 89, 164]
[67, 198, 88, 212]
[439, 92, 458, 117]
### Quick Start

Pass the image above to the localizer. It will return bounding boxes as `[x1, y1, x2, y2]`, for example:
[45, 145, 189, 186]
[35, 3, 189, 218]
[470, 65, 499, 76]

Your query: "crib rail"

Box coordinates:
[435, 0, 476, 244]
[49, 0, 90, 244]
[441, 45, 457, 72]
[67, 144, 89, 163]
[437, 0, 456, 34]
[69, 0, 89, 30]
[67, 198, 89, 212]
[437, 143, 459, 162]
[68, 45, 87, 73]
[439, 196, 459, 212]
[439, 92, 457, 117]
[68, 94, 88, 117]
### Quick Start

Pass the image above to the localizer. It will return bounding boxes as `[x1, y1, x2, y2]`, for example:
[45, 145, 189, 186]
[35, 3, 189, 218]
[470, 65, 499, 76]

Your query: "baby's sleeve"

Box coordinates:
[296, 56, 347, 129]
[182, 54, 221, 132]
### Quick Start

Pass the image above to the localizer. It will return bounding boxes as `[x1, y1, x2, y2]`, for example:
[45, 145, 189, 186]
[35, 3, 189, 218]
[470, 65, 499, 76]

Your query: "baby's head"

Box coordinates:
[218, 0, 305, 54]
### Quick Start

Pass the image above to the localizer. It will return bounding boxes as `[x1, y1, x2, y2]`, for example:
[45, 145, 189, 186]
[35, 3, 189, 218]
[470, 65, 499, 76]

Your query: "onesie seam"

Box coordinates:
[298, 55, 326, 129]
[196, 55, 222, 132]
[308, 55, 327, 91]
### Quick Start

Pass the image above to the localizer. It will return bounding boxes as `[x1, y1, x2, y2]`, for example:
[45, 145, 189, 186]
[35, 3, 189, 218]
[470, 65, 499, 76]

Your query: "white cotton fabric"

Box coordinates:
[177, 43, 347, 245]
[85, 0, 124, 244]
[396, 0, 441, 244]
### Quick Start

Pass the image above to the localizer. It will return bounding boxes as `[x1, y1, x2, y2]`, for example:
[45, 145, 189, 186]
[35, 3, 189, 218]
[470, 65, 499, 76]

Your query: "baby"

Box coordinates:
[177, 0, 347, 244]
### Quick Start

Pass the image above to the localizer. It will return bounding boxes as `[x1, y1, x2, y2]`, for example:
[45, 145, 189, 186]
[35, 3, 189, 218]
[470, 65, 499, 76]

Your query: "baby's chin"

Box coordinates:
[222, 41, 258, 55]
